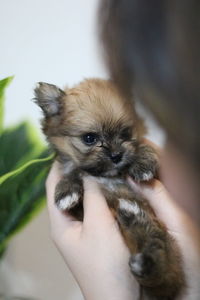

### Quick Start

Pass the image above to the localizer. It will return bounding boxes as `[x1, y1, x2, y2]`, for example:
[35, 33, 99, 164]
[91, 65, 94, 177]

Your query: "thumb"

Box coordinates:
[128, 178, 190, 234]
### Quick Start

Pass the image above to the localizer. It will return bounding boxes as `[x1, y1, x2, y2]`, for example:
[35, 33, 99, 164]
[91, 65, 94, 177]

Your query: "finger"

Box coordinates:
[83, 176, 114, 226]
[46, 161, 61, 211]
[46, 161, 79, 236]
[128, 178, 189, 234]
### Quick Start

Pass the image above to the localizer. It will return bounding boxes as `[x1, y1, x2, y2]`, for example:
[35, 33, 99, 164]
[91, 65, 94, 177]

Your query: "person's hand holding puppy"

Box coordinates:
[46, 161, 139, 300]
[46, 158, 200, 300]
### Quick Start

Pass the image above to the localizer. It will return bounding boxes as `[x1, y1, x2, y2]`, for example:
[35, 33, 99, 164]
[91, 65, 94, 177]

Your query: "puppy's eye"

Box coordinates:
[82, 133, 99, 145]
[120, 127, 132, 140]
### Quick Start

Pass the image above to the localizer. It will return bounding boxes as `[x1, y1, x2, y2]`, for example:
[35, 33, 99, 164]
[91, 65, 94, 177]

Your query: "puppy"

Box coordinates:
[34, 78, 185, 299]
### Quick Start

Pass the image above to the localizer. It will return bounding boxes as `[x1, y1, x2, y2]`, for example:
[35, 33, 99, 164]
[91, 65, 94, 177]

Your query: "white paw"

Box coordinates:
[57, 193, 79, 210]
[129, 253, 143, 276]
[141, 171, 153, 181]
[119, 199, 141, 215]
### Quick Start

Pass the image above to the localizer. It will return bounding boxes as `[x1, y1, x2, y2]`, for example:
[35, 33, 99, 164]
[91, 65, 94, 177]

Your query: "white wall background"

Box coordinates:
[0, 0, 106, 128]
[0, 1, 164, 299]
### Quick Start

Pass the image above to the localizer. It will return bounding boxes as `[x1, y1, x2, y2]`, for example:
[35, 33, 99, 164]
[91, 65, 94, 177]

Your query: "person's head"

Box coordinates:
[99, 0, 200, 225]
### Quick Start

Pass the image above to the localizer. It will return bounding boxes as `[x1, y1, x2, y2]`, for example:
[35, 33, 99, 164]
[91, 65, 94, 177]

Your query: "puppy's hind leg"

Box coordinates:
[117, 198, 185, 300]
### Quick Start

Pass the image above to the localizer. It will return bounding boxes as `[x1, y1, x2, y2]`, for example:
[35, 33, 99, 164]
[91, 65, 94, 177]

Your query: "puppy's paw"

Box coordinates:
[56, 192, 80, 211]
[117, 198, 145, 227]
[55, 177, 83, 211]
[129, 144, 158, 182]
[118, 198, 141, 216]
[132, 169, 154, 182]
[129, 253, 154, 278]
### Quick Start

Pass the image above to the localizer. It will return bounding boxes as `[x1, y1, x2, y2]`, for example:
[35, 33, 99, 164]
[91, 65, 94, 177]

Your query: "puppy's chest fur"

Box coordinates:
[62, 159, 131, 203]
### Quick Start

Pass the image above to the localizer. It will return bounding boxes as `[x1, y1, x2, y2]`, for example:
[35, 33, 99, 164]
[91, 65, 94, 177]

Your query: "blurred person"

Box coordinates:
[46, 1, 200, 299]
[100, 0, 200, 227]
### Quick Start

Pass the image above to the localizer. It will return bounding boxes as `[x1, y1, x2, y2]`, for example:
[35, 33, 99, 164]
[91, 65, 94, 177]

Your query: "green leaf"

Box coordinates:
[0, 76, 55, 258]
[0, 244, 6, 259]
[0, 153, 54, 249]
[0, 77, 14, 133]
[0, 121, 45, 176]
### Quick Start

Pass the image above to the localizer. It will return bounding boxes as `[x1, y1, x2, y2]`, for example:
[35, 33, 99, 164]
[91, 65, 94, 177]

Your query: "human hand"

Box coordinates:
[46, 161, 139, 300]
[46, 140, 200, 300]
[128, 177, 200, 300]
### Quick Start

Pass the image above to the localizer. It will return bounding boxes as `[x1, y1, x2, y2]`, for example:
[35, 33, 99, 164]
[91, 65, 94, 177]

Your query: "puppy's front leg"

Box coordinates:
[128, 144, 159, 182]
[55, 170, 83, 211]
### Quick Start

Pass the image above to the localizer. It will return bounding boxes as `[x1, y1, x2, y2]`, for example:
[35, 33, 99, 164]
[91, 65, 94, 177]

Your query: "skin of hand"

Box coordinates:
[46, 161, 139, 300]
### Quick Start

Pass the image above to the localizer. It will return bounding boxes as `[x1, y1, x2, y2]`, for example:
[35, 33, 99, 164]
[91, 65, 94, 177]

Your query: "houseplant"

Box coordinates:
[0, 77, 53, 258]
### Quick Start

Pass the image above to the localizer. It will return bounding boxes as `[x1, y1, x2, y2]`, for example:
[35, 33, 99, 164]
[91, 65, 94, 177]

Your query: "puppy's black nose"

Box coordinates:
[110, 152, 123, 164]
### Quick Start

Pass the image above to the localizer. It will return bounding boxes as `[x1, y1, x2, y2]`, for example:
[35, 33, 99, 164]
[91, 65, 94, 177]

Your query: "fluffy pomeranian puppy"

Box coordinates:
[34, 78, 185, 299]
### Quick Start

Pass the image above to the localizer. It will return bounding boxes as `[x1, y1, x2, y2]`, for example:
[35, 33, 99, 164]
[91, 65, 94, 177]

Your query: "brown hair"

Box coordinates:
[99, 0, 200, 174]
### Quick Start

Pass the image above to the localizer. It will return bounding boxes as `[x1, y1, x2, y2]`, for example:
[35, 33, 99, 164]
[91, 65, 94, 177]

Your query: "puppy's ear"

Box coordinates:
[34, 82, 65, 117]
